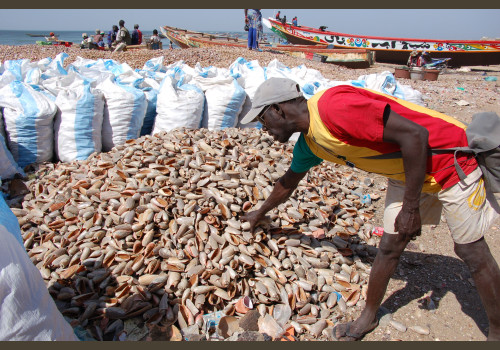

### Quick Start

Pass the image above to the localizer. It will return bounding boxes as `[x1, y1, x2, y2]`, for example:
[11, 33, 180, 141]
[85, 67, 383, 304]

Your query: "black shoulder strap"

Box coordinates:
[363, 147, 474, 181]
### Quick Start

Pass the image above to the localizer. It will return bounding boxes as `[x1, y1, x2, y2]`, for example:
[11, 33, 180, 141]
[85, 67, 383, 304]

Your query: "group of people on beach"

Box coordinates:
[275, 11, 298, 26]
[80, 20, 163, 51]
[245, 10, 298, 51]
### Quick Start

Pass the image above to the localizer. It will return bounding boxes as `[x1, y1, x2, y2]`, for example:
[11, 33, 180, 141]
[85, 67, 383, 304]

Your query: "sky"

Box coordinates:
[0, 9, 499, 40]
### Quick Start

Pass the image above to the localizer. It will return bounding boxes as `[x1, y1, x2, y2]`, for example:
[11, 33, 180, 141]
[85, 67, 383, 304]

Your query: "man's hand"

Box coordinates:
[240, 210, 268, 233]
[238, 168, 308, 233]
[394, 206, 422, 240]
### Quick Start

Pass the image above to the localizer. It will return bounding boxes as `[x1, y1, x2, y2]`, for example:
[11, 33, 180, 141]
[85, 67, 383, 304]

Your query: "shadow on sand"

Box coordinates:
[372, 248, 489, 337]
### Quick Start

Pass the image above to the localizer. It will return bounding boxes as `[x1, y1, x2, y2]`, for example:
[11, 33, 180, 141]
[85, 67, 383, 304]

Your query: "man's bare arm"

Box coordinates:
[382, 108, 429, 239]
[241, 168, 308, 232]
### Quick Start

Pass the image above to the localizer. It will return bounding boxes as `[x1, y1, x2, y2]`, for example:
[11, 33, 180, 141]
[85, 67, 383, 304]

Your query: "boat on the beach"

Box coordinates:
[36, 40, 73, 47]
[160, 25, 195, 48]
[264, 18, 500, 66]
[26, 33, 52, 38]
[161, 25, 374, 67]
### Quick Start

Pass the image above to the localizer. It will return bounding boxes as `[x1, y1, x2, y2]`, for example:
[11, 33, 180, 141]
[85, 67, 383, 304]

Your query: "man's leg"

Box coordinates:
[114, 43, 125, 52]
[438, 168, 500, 340]
[333, 231, 411, 340]
[247, 27, 253, 49]
[334, 178, 438, 340]
[454, 238, 500, 340]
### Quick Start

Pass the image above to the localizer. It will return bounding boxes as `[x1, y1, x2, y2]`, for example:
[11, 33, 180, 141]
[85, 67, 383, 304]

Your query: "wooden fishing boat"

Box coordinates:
[26, 33, 51, 37]
[161, 25, 374, 67]
[264, 18, 500, 66]
[160, 25, 201, 48]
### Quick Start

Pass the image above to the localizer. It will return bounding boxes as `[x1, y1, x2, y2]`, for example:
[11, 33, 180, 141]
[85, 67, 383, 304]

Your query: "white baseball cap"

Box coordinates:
[240, 77, 302, 124]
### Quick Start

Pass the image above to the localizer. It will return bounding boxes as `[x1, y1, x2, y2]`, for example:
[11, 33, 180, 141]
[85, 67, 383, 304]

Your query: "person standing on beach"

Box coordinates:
[107, 25, 118, 49]
[240, 77, 500, 341]
[244, 9, 262, 51]
[131, 24, 142, 45]
[149, 29, 161, 50]
[114, 19, 131, 52]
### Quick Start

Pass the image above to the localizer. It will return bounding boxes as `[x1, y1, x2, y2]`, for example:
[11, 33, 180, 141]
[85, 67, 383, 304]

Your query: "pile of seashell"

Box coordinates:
[11, 127, 379, 341]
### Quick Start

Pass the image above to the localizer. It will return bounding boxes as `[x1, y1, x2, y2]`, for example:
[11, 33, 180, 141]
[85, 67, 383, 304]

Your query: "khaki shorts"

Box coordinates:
[384, 167, 500, 244]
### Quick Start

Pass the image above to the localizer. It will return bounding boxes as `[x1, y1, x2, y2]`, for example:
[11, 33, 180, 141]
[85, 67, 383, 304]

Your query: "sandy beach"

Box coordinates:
[1, 44, 500, 341]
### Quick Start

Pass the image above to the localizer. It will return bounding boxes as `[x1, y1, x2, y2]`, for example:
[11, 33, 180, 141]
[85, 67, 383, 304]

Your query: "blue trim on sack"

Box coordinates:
[5, 59, 28, 81]
[140, 88, 158, 136]
[350, 80, 366, 88]
[11, 81, 39, 168]
[55, 62, 68, 76]
[176, 79, 205, 128]
[221, 79, 245, 129]
[24, 68, 38, 84]
[0, 195, 24, 247]
[116, 82, 146, 140]
[0, 133, 25, 178]
[29, 84, 55, 101]
[74, 82, 97, 160]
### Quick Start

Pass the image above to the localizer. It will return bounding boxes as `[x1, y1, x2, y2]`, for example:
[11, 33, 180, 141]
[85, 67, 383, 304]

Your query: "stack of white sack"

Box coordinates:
[42, 72, 104, 162]
[98, 73, 147, 152]
[0, 102, 25, 181]
[229, 58, 266, 129]
[152, 65, 205, 134]
[193, 63, 246, 130]
[0, 54, 426, 169]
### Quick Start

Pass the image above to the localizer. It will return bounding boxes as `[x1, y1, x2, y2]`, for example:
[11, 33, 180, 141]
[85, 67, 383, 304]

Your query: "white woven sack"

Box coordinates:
[54, 81, 104, 162]
[194, 75, 245, 130]
[0, 108, 5, 139]
[0, 81, 56, 168]
[2, 59, 33, 81]
[229, 58, 266, 129]
[153, 75, 205, 134]
[98, 77, 147, 152]
[357, 71, 424, 106]
[0, 69, 18, 90]
[0, 225, 78, 340]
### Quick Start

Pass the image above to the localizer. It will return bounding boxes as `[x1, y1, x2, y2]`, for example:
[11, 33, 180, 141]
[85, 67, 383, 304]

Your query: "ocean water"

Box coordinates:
[0, 30, 275, 46]
[0, 30, 92, 46]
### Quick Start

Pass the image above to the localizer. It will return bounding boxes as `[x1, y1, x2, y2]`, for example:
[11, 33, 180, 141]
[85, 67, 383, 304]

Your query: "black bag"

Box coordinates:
[244, 24, 249, 31]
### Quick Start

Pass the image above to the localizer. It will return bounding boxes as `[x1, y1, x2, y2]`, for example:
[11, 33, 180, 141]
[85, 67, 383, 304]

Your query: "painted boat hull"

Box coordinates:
[162, 24, 374, 67]
[160, 26, 193, 48]
[264, 18, 500, 66]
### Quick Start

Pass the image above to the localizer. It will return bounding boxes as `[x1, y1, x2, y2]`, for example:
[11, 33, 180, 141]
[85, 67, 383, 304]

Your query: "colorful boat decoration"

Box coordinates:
[263, 18, 500, 66]
[161, 25, 374, 67]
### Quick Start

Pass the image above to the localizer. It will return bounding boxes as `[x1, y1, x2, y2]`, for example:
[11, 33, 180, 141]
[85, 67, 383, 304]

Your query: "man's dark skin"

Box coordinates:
[241, 98, 500, 340]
